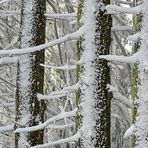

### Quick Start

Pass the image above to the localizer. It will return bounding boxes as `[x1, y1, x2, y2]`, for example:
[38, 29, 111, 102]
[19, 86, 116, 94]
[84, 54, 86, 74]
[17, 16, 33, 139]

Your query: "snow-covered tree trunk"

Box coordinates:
[80, 0, 112, 147]
[131, 0, 141, 147]
[135, 0, 148, 147]
[94, 0, 112, 147]
[14, 0, 46, 147]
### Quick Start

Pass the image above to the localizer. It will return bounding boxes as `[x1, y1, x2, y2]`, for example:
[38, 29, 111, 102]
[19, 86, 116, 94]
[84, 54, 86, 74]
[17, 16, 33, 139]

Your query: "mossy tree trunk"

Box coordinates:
[131, 0, 141, 147]
[76, 1, 83, 147]
[80, 0, 112, 147]
[14, 0, 46, 147]
[94, 0, 112, 147]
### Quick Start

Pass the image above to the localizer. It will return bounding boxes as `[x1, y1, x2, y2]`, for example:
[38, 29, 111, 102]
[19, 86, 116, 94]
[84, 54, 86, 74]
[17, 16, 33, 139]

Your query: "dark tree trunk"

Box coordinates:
[94, 0, 112, 147]
[14, 0, 46, 147]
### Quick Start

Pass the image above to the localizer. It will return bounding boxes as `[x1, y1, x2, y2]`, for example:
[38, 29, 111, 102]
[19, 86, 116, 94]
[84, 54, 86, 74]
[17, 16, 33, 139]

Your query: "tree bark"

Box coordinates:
[94, 0, 112, 147]
[80, 0, 112, 147]
[14, 0, 46, 147]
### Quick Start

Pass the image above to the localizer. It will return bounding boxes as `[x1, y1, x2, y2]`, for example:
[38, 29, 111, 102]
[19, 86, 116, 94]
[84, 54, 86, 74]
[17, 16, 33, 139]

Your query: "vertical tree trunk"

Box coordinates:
[80, 0, 112, 147]
[76, 1, 83, 147]
[15, 0, 46, 147]
[131, 0, 141, 147]
[135, 0, 148, 147]
[94, 0, 112, 147]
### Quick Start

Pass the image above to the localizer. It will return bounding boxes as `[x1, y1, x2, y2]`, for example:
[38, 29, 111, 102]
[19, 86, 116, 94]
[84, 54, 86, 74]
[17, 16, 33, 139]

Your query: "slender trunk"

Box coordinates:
[94, 0, 112, 147]
[135, 1, 148, 147]
[14, 0, 46, 147]
[131, 0, 141, 147]
[80, 0, 112, 147]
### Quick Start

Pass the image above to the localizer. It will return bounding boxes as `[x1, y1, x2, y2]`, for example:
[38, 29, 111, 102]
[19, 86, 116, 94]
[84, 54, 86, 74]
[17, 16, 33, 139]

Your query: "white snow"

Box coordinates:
[124, 124, 135, 138]
[14, 108, 77, 133]
[30, 132, 80, 148]
[106, 5, 142, 14]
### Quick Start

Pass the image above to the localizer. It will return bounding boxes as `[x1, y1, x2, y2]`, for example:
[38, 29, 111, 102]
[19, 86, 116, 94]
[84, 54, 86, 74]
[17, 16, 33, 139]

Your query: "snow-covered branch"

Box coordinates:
[0, 125, 13, 132]
[0, 27, 85, 55]
[124, 124, 135, 138]
[108, 85, 131, 108]
[0, 57, 18, 65]
[100, 54, 138, 64]
[31, 132, 80, 148]
[114, 0, 133, 6]
[38, 83, 79, 101]
[14, 108, 77, 133]
[45, 123, 74, 129]
[0, 10, 20, 16]
[106, 5, 141, 14]
[45, 12, 76, 20]
[127, 32, 141, 42]
[40, 64, 76, 70]
[112, 26, 132, 31]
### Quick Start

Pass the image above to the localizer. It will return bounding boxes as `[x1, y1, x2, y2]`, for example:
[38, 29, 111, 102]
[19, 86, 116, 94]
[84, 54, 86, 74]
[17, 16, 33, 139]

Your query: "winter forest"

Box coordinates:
[0, 0, 147, 148]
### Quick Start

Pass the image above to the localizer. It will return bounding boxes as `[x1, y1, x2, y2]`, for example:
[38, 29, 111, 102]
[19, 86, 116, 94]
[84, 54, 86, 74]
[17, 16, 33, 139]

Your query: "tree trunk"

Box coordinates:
[131, 0, 141, 147]
[14, 0, 46, 147]
[135, 0, 148, 147]
[94, 0, 112, 147]
[80, 0, 112, 147]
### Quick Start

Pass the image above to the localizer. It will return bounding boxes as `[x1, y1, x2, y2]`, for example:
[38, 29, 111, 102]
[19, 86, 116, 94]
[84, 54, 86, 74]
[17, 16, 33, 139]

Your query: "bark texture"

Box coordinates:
[15, 0, 46, 147]
[94, 0, 112, 147]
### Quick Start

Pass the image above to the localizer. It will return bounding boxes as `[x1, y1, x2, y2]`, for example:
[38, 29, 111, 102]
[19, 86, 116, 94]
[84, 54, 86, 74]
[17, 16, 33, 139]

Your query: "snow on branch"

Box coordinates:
[37, 93, 67, 101]
[108, 85, 131, 108]
[108, 84, 132, 108]
[106, 5, 141, 14]
[0, 57, 18, 65]
[114, 0, 133, 6]
[38, 82, 79, 101]
[124, 124, 135, 138]
[0, 125, 13, 132]
[112, 26, 132, 31]
[45, 12, 76, 20]
[0, 10, 20, 16]
[45, 123, 75, 129]
[40, 64, 76, 70]
[99, 54, 138, 64]
[31, 132, 80, 148]
[127, 32, 141, 42]
[14, 108, 77, 133]
[0, 27, 85, 56]
[63, 82, 80, 92]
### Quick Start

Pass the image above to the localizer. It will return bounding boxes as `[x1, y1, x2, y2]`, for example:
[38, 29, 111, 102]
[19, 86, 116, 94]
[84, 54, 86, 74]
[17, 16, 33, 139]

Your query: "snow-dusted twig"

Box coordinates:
[0, 27, 85, 55]
[31, 132, 80, 148]
[63, 82, 80, 92]
[40, 64, 76, 70]
[124, 124, 135, 138]
[108, 85, 131, 108]
[106, 5, 141, 14]
[45, 123, 75, 129]
[112, 26, 132, 31]
[114, 0, 133, 6]
[37, 93, 67, 101]
[14, 108, 77, 133]
[100, 54, 138, 64]
[0, 57, 18, 65]
[0, 10, 20, 16]
[0, 125, 13, 132]
[127, 32, 141, 42]
[45, 12, 76, 20]
[38, 83, 79, 101]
